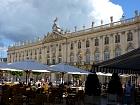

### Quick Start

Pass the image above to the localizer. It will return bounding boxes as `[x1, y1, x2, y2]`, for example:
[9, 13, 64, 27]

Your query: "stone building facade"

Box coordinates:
[7, 13, 140, 70]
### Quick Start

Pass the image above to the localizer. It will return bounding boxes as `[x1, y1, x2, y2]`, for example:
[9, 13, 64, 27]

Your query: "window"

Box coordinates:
[70, 55, 74, 64]
[52, 59, 55, 65]
[47, 59, 50, 65]
[86, 54, 90, 63]
[47, 46, 50, 53]
[26, 51, 28, 56]
[35, 49, 37, 55]
[104, 36, 109, 45]
[59, 44, 61, 51]
[86, 40, 90, 48]
[115, 34, 120, 43]
[104, 48, 110, 61]
[39, 49, 41, 54]
[127, 31, 133, 41]
[115, 47, 121, 57]
[95, 52, 100, 62]
[77, 52, 82, 63]
[78, 41, 81, 49]
[95, 38, 99, 46]
[70, 42, 74, 50]
[58, 57, 62, 63]
[127, 43, 134, 52]
[94, 49, 100, 62]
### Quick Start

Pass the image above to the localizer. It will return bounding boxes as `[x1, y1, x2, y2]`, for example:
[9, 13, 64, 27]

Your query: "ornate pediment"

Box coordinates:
[42, 32, 65, 43]
[42, 17, 66, 43]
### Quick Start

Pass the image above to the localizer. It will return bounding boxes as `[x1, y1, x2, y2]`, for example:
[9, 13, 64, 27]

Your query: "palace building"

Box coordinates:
[7, 11, 140, 70]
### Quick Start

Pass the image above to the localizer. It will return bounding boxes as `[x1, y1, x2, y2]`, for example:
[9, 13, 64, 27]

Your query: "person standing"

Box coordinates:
[123, 81, 133, 105]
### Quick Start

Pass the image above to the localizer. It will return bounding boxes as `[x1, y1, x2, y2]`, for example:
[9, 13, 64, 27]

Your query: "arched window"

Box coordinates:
[104, 36, 109, 45]
[77, 51, 82, 63]
[127, 43, 134, 52]
[47, 46, 50, 53]
[85, 49, 90, 63]
[70, 42, 74, 50]
[70, 52, 74, 63]
[104, 48, 110, 61]
[86, 40, 90, 48]
[95, 38, 99, 46]
[115, 34, 120, 43]
[59, 44, 61, 51]
[115, 47, 121, 57]
[94, 48, 100, 62]
[78, 41, 81, 49]
[58, 57, 62, 63]
[127, 31, 133, 41]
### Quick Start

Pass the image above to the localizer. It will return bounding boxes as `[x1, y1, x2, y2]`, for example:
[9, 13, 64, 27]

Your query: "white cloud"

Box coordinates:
[89, 0, 123, 25]
[0, 0, 123, 48]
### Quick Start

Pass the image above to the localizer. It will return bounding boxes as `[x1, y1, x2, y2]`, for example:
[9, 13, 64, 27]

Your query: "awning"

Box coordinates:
[91, 48, 140, 74]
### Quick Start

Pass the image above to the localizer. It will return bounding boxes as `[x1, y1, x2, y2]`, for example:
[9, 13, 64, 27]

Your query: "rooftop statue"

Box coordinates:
[52, 17, 61, 32]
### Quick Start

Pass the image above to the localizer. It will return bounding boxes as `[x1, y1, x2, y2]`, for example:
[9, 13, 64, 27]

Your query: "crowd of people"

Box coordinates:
[0, 73, 140, 105]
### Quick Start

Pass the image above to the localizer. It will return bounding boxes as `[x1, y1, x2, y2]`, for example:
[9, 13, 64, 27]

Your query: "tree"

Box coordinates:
[10, 71, 23, 81]
[32, 72, 41, 81]
[108, 73, 123, 96]
[85, 73, 101, 96]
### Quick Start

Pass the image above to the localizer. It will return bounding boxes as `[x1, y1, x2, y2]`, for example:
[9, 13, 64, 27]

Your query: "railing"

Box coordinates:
[67, 16, 140, 37]
[9, 16, 140, 49]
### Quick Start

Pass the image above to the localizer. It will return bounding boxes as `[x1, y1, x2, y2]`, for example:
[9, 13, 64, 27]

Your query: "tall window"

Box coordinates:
[85, 49, 90, 63]
[86, 54, 90, 63]
[95, 38, 99, 46]
[127, 43, 134, 52]
[70, 53, 74, 64]
[104, 36, 109, 45]
[70, 42, 74, 50]
[77, 52, 82, 63]
[52, 59, 55, 65]
[127, 31, 133, 41]
[47, 59, 50, 65]
[47, 46, 50, 53]
[115, 34, 120, 43]
[59, 44, 61, 51]
[115, 47, 121, 57]
[86, 40, 90, 48]
[78, 41, 81, 49]
[39, 48, 41, 54]
[104, 48, 110, 61]
[94, 49, 100, 62]
[58, 57, 62, 63]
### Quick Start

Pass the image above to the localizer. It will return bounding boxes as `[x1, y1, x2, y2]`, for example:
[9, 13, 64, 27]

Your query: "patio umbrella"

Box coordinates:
[49, 63, 91, 84]
[49, 63, 91, 74]
[0, 62, 22, 71]
[9, 60, 50, 84]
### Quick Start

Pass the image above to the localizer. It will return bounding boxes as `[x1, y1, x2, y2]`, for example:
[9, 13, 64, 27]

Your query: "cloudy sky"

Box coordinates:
[0, 0, 139, 57]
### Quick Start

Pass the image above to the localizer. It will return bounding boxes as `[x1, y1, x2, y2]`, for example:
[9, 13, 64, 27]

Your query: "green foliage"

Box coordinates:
[32, 72, 41, 75]
[10, 71, 23, 77]
[73, 74, 81, 79]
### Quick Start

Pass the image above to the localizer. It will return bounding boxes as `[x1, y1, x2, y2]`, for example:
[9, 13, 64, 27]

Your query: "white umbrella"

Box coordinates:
[9, 60, 50, 72]
[9, 60, 50, 84]
[49, 63, 91, 74]
[0, 62, 22, 71]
